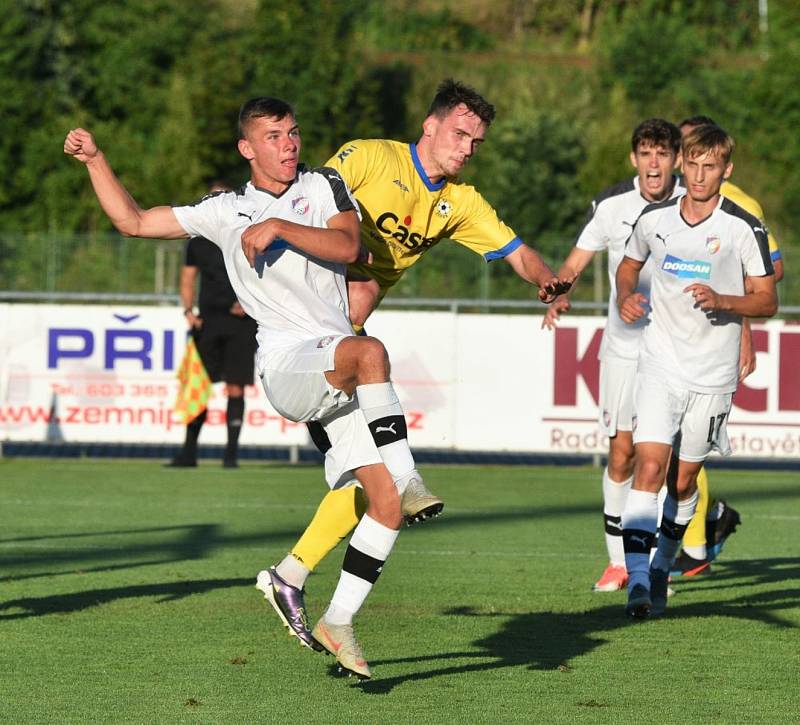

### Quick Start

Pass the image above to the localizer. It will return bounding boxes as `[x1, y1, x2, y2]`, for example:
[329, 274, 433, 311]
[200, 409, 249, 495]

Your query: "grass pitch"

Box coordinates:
[1, 460, 798, 723]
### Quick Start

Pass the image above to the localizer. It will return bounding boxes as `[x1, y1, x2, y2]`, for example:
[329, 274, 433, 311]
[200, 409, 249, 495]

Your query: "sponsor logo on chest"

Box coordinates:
[375, 211, 437, 252]
[661, 254, 712, 280]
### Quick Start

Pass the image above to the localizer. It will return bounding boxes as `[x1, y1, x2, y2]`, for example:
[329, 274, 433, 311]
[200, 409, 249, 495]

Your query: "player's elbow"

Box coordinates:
[115, 222, 139, 237]
[112, 211, 146, 238]
[340, 236, 361, 263]
[758, 291, 779, 318]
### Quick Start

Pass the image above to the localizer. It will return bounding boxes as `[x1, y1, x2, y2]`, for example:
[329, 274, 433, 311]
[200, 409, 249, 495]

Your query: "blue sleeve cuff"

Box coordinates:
[484, 236, 522, 262]
[771, 249, 782, 262]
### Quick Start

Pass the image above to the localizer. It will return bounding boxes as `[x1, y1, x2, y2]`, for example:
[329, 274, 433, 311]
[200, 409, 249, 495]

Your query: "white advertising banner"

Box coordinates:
[1, 304, 799, 458]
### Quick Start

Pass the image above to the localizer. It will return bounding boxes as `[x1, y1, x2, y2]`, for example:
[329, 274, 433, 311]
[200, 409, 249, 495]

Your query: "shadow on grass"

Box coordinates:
[0, 523, 296, 582]
[358, 559, 800, 694]
[3, 481, 796, 580]
[0, 577, 253, 620]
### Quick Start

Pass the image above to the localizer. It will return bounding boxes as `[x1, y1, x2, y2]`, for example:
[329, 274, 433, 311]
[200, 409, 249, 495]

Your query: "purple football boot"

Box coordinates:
[256, 567, 323, 651]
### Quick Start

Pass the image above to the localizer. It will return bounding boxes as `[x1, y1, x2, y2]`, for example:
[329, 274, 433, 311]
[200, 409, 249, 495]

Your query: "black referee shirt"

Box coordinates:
[184, 237, 238, 317]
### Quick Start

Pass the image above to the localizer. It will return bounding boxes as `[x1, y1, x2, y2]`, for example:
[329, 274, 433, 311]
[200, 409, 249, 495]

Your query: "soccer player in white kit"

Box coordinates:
[64, 97, 428, 678]
[616, 124, 777, 618]
[543, 118, 683, 592]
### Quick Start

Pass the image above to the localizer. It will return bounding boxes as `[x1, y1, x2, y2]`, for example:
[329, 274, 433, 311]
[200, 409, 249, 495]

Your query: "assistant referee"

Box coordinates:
[167, 182, 258, 468]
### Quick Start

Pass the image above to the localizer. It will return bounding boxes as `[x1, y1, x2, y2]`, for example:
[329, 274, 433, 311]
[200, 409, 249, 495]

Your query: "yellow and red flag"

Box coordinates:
[174, 338, 212, 424]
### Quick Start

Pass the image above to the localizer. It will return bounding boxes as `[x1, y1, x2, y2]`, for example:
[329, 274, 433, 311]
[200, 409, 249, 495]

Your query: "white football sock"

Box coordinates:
[325, 514, 399, 625]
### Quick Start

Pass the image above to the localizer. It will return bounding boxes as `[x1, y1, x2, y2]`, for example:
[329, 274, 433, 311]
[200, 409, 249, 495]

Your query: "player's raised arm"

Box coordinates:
[616, 256, 648, 323]
[240, 210, 361, 267]
[64, 128, 187, 240]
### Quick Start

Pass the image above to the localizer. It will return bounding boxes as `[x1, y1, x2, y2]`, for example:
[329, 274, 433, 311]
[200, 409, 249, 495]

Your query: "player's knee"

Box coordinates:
[368, 488, 401, 528]
[608, 447, 635, 480]
[349, 283, 380, 328]
[636, 458, 666, 489]
[675, 470, 700, 498]
[356, 337, 390, 377]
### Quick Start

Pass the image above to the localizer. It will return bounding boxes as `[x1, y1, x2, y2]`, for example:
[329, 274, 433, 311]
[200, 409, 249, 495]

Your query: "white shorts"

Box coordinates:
[259, 335, 382, 488]
[632, 373, 733, 462]
[319, 400, 383, 490]
[260, 336, 353, 422]
[599, 358, 636, 436]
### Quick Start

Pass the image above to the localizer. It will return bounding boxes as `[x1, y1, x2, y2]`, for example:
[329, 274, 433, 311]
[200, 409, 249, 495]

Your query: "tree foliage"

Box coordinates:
[1, 0, 797, 305]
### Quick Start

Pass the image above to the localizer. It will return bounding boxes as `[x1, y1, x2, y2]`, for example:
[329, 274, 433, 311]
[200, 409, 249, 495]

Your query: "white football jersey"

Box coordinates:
[172, 167, 360, 370]
[576, 175, 683, 362]
[625, 194, 773, 393]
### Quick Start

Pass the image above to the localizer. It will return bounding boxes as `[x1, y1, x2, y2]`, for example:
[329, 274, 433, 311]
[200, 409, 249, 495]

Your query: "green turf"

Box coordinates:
[1, 460, 798, 723]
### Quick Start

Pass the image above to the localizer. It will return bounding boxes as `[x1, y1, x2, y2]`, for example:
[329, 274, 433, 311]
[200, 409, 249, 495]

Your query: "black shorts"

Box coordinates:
[195, 313, 257, 385]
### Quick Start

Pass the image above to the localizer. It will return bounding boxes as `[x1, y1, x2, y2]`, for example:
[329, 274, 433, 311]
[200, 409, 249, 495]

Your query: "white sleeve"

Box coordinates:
[624, 216, 651, 263]
[172, 195, 224, 244]
[739, 224, 773, 277]
[575, 199, 609, 252]
[315, 168, 362, 224]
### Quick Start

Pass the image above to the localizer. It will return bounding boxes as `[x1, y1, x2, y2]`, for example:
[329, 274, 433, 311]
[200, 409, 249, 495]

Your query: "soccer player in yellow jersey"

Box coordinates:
[260, 80, 573, 648]
[331, 82, 568, 327]
[670, 115, 784, 577]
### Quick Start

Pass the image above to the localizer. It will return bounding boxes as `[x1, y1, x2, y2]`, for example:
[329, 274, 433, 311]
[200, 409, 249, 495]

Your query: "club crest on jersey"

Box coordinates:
[435, 199, 452, 218]
[292, 196, 310, 215]
[662, 254, 711, 280]
[705, 235, 721, 254]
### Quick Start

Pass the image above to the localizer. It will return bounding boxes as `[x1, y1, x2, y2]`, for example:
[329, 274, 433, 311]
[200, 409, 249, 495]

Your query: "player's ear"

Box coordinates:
[238, 138, 254, 161]
[421, 115, 437, 138]
[629, 151, 637, 169]
[723, 161, 733, 180]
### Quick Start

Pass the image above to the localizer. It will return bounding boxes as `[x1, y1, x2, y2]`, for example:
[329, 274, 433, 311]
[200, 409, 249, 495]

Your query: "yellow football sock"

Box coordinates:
[683, 466, 710, 549]
[290, 486, 367, 571]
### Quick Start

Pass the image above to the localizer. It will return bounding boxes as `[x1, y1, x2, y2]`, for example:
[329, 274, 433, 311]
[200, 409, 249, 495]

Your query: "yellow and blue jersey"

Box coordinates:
[326, 139, 521, 299]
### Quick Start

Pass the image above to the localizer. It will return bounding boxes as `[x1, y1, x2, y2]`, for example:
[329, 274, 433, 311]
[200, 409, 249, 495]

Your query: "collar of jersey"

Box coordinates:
[679, 193, 723, 228]
[249, 168, 303, 199]
[409, 143, 447, 192]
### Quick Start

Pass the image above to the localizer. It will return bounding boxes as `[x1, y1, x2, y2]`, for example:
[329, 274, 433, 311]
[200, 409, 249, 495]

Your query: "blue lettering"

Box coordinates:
[105, 330, 153, 370]
[48, 328, 94, 368]
[163, 330, 175, 370]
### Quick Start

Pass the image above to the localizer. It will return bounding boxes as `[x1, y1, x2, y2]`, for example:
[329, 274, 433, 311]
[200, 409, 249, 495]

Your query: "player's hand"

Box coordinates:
[541, 295, 571, 330]
[230, 301, 247, 317]
[618, 292, 648, 324]
[538, 276, 574, 304]
[185, 312, 202, 330]
[357, 244, 373, 265]
[63, 128, 100, 163]
[684, 283, 721, 312]
[738, 329, 757, 382]
[241, 219, 281, 267]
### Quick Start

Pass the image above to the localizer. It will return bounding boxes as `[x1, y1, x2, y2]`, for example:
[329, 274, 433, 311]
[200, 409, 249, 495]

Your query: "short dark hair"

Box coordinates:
[682, 123, 735, 164]
[631, 118, 681, 154]
[679, 114, 717, 129]
[207, 179, 231, 193]
[238, 97, 295, 138]
[426, 79, 496, 126]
